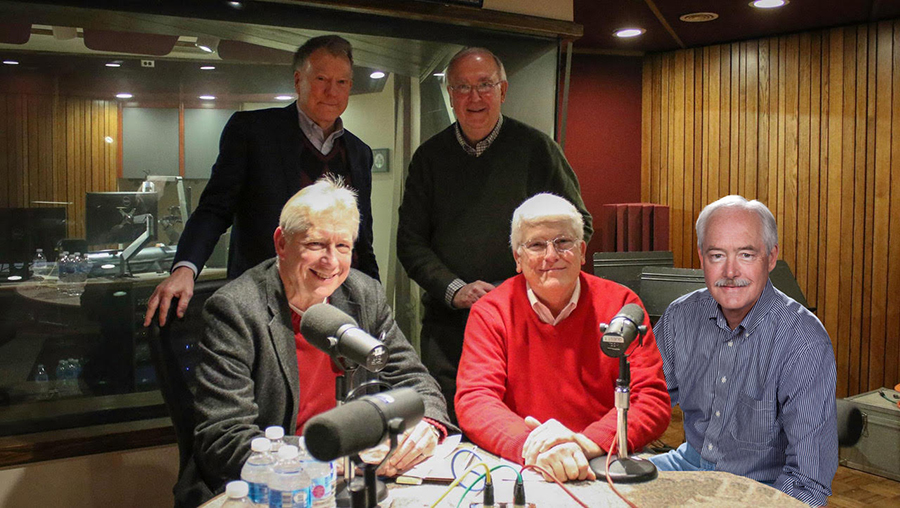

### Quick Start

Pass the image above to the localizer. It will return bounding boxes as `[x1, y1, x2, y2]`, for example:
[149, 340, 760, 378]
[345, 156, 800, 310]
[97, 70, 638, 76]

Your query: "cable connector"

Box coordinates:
[513, 475, 526, 507]
[482, 478, 494, 506]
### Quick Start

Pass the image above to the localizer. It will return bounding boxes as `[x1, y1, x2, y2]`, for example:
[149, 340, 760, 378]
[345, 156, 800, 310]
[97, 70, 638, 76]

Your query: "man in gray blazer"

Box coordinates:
[185, 176, 452, 504]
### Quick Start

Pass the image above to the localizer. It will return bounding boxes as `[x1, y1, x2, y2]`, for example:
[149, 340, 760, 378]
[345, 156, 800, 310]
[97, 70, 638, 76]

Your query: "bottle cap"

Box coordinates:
[36, 248, 43, 252]
[225, 480, 249, 498]
[278, 445, 299, 461]
[265, 426, 284, 440]
[251, 437, 272, 452]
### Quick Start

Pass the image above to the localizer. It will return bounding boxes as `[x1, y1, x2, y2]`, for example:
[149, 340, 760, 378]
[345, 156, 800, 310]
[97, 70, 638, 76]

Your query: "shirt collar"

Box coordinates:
[454, 114, 503, 157]
[288, 297, 329, 317]
[296, 102, 344, 154]
[526, 277, 581, 326]
[709, 279, 777, 336]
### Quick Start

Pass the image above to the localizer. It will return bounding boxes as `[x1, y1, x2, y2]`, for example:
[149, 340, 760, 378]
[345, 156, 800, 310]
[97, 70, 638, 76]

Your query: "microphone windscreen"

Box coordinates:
[836, 399, 863, 447]
[300, 303, 359, 354]
[617, 303, 645, 325]
[304, 399, 387, 462]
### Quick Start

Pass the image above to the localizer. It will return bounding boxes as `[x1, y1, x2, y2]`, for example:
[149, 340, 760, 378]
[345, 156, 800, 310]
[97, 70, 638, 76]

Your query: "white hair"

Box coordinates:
[445, 47, 507, 84]
[696, 195, 778, 253]
[279, 174, 359, 240]
[510, 193, 584, 250]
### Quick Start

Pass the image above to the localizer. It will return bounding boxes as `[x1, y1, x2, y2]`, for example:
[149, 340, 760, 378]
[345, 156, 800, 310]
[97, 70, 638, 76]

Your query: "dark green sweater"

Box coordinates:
[397, 116, 593, 305]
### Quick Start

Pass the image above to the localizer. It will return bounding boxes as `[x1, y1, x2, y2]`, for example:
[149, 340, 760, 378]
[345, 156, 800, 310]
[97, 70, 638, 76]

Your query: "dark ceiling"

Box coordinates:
[572, 0, 900, 53]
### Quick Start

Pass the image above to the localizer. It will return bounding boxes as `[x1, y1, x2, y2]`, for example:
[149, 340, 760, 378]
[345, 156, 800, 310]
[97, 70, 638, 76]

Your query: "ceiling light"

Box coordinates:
[614, 28, 646, 38]
[106, 62, 121, 68]
[750, 0, 788, 8]
[680, 12, 719, 23]
[3, 60, 19, 65]
[370, 71, 385, 79]
[198, 95, 216, 100]
[195, 35, 219, 54]
[200, 65, 215, 70]
[228, 1, 244, 9]
[433, 72, 445, 78]
[275, 95, 293, 101]
[116, 93, 133, 99]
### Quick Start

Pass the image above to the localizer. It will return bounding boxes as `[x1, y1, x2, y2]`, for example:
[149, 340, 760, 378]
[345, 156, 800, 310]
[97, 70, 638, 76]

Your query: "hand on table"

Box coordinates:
[523, 416, 599, 482]
[358, 420, 439, 477]
[452, 281, 496, 309]
[143, 266, 195, 327]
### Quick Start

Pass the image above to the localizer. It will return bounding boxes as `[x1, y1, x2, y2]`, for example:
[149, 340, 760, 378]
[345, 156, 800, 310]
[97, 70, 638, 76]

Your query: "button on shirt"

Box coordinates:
[296, 102, 345, 155]
[654, 280, 837, 506]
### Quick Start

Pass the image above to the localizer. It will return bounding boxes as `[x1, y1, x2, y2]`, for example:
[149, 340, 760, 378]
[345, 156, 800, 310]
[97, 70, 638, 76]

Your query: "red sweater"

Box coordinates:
[455, 273, 671, 464]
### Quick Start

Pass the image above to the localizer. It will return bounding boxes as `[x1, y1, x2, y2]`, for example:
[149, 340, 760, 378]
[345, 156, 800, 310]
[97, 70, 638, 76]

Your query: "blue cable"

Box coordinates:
[450, 448, 485, 491]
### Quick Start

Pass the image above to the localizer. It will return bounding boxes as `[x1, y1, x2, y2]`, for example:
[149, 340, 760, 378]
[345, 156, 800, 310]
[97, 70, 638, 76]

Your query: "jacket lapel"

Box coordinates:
[264, 262, 299, 424]
[279, 102, 306, 196]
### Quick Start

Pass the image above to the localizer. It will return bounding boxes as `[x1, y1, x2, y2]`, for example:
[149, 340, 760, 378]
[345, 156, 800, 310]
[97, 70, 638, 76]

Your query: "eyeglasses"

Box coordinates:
[448, 80, 502, 96]
[521, 236, 578, 256]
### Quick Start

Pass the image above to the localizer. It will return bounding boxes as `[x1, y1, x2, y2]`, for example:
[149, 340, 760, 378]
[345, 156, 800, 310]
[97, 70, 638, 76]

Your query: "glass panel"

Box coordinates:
[0, 0, 559, 439]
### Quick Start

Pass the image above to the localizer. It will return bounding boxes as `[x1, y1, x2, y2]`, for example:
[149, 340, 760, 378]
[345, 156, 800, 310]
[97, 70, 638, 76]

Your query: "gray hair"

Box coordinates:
[510, 193, 584, 250]
[279, 174, 359, 240]
[293, 35, 353, 72]
[696, 195, 778, 253]
[446, 47, 507, 84]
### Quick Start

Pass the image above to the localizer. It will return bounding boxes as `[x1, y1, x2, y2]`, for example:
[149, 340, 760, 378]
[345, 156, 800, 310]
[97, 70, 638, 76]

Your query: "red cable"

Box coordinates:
[605, 431, 639, 508]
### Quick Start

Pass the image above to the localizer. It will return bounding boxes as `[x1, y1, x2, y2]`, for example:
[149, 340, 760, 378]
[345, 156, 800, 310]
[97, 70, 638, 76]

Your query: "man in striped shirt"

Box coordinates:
[650, 195, 837, 506]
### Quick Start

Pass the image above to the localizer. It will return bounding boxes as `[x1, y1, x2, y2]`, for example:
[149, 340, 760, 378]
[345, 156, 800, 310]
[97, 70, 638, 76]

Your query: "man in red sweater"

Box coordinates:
[455, 193, 671, 482]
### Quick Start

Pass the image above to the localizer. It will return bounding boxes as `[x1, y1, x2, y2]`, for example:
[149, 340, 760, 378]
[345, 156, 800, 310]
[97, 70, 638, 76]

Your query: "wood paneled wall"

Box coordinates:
[642, 20, 900, 398]
[0, 94, 118, 238]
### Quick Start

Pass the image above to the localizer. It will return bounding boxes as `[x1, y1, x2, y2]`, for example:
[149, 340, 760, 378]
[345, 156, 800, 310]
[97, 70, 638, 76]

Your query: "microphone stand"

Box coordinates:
[590, 327, 658, 483]
[348, 419, 404, 508]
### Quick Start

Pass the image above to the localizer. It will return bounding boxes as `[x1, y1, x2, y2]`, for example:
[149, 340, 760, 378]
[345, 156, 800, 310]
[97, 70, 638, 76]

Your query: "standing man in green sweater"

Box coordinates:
[397, 47, 592, 423]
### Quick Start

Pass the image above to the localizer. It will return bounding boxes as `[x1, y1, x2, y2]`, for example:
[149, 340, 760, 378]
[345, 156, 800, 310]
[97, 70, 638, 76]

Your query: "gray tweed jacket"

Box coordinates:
[185, 259, 451, 503]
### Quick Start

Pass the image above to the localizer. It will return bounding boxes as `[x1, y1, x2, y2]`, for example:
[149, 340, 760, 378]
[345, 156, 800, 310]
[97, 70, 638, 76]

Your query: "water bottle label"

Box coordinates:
[310, 475, 332, 502]
[247, 481, 268, 504]
[269, 488, 310, 508]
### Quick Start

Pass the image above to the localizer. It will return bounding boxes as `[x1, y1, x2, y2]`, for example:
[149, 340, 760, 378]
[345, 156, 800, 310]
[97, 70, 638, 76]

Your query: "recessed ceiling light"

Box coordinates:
[196, 36, 219, 54]
[7, 275, 22, 281]
[200, 65, 215, 70]
[105, 62, 121, 68]
[101, 264, 115, 270]
[614, 28, 646, 38]
[275, 95, 293, 101]
[433, 72, 445, 78]
[370, 71, 386, 79]
[3, 60, 19, 65]
[116, 93, 133, 99]
[750, 0, 788, 8]
[680, 12, 719, 23]
[199, 95, 216, 100]
[227, 1, 243, 9]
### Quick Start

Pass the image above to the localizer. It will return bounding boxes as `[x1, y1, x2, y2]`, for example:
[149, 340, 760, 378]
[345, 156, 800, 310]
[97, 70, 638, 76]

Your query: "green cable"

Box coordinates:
[454, 464, 523, 508]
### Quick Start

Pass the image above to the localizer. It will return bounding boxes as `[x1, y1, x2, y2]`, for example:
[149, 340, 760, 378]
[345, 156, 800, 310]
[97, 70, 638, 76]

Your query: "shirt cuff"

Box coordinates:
[172, 261, 199, 279]
[422, 417, 448, 444]
[445, 278, 466, 308]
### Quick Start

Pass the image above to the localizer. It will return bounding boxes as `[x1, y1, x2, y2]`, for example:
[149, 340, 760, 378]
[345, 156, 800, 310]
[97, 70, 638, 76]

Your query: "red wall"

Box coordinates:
[560, 54, 644, 262]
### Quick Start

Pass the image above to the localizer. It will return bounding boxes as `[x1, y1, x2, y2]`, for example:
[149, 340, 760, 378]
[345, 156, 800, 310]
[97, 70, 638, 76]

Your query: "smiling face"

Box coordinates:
[294, 47, 353, 134]
[699, 207, 778, 329]
[275, 219, 354, 311]
[513, 221, 586, 314]
[447, 52, 508, 144]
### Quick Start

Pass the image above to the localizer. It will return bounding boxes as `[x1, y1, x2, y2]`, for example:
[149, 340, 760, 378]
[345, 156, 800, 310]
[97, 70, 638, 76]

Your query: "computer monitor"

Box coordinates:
[0, 207, 67, 278]
[85, 192, 158, 248]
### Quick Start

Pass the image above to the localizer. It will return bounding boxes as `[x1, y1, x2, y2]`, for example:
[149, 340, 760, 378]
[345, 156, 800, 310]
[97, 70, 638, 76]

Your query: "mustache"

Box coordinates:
[715, 278, 751, 287]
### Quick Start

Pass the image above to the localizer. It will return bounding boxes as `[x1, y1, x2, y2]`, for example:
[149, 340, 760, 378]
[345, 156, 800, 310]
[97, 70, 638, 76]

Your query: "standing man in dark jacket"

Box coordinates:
[397, 47, 592, 422]
[145, 35, 378, 327]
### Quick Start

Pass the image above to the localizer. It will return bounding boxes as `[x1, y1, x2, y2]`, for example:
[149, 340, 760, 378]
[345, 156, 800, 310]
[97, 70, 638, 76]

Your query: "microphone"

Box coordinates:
[600, 303, 647, 358]
[300, 303, 388, 372]
[303, 388, 425, 462]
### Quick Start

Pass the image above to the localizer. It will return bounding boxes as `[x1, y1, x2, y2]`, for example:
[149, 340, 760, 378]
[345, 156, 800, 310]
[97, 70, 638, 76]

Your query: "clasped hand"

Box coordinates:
[351, 420, 439, 477]
[522, 416, 598, 482]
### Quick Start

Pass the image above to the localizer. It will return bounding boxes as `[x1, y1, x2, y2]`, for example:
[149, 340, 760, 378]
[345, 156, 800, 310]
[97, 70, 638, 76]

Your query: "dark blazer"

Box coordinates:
[181, 260, 451, 505]
[173, 103, 379, 280]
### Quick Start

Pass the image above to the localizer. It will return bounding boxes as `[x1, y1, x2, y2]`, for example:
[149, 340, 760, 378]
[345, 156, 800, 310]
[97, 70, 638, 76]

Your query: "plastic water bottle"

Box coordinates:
[297, 437, 335, 508]
[56, 252, 71, 294]
[55, 360, 69, 395]
[32, 249, 48, 278]
[34, 364, 49, 400]
[67, 358, 81, 395]
[242, 437, 275, 506]
[222, 480, 253, 507]
[266, 426, 285, 454]
[268, 445, 310, 508]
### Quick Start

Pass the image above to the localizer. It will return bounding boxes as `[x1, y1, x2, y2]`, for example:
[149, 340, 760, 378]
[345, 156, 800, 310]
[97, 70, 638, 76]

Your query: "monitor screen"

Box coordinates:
[85, 192, 158, 248]
[0, 207, 68, 276]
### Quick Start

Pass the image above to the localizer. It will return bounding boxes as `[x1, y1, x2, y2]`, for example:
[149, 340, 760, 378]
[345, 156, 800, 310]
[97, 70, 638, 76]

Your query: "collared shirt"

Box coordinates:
[454, 114, 503, 157]
[526, 278, 581, 325]
[296, 102, 345, 155]
[654, 280, 837, 506]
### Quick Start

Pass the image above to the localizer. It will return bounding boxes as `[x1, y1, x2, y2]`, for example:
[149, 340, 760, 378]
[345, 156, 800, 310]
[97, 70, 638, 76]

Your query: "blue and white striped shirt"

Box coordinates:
[654, 280, 838, 506]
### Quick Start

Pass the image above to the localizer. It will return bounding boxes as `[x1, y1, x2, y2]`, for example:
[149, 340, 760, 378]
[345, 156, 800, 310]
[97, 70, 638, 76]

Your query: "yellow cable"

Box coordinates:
[429, 462, 492, 507]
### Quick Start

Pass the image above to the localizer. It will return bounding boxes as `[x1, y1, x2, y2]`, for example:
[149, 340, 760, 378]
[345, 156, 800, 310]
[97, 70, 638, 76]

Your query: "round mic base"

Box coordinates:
[590, 455, 658, 484]
[335, 476, 388, 507]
